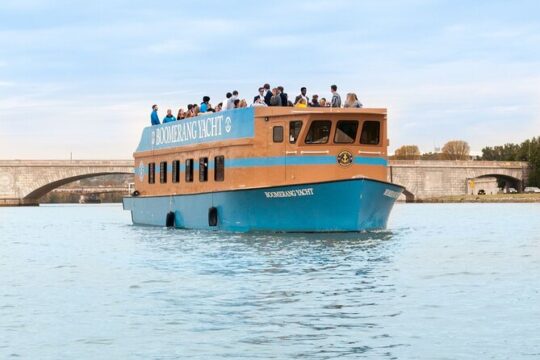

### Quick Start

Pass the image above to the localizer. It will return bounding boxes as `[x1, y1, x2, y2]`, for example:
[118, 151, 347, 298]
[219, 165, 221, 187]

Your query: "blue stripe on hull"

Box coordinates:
[123, 179, 402, 232]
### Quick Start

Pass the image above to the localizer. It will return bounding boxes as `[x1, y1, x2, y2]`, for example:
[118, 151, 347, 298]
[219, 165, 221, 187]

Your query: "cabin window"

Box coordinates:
[148, 162, 155, 184]
[334, 120, 359, 144]
[199, 157, 208, 182]
[172, 160, 180, 183]
[273, 126, 284, 143]
[160, 161, 167, 184]
[185, 159, 194, 182]
[215, 156, 225, 182]
[289, 121, 302, 143]
[305, 120, 331, 144]
[360, 121, 380, 145]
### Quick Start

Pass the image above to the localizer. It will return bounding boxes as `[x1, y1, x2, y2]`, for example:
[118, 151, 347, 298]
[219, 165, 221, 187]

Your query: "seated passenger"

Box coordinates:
[150, 104, 160, 125]
[319, 97, 328, 107]
[310, 94, 320, 107]
[233, 99, 240, 108]
[163, 109, 176, 123]
[215, 102, 223, 112]
[239, 99, 248, 108]
[177, 108, 186, 120]
[344, 93, 363, 108]
[192, 104, 200, 116]
[294, 98, 307, 108]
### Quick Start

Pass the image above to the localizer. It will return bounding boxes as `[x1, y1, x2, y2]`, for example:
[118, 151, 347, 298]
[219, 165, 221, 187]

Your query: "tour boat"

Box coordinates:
[123, 107, 403, 232]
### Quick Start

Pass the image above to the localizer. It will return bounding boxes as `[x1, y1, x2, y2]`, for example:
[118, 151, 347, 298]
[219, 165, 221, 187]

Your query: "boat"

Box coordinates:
[123, 107, 404, 232]
[79, 193, 101, 204]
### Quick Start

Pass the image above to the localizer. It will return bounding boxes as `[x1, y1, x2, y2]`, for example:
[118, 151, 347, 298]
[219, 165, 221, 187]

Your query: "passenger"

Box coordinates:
[278, 86, 288, 107]
[231, 90, 239, 102]
[344, 93, 363, 108]
[253, 87, 265, 104]
[294, 87, 309, 105]
[287, 100, 294, 107]
[185, 104, 193, 118]
[233, 99, 240, 108]
[319, 97, 327, 107]
[223, 92, 233, 110]
[200, 96, 213, 112]
[163, 109, 176, 123]
[150, 104, 160, 126]
[270, 88, 282, 106]
[294, 98, 308, 108]
[310, 94, 320, 107]
[330, 85, 341, 108]
[215, 102, 223, 112]
[192, 104, 200, 116]
[177, 108, 186, 120]
[239, 99, 248, 108]
[263, 83, 272, 105]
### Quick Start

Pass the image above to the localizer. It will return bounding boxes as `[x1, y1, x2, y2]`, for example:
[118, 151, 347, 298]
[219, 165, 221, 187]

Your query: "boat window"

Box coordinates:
[160, 161, 167, 184]
[215, 156, 225, 182]
[185, 159, 193, 182]
[334, 120, 359, 143]
[305, 120, 331, 144]
[172, 160, 180, 183]
[289, 121, 302, 143]
[199, 157, 208, 182]
[273, 126, 283, 143]
[148, 162, 155, 184]
[360, 121, 380, 145]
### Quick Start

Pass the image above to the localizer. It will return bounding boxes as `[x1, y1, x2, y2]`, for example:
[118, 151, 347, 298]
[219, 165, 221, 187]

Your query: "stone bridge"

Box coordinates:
[388, 160, 529, 201]
[0, 160, 133, 206]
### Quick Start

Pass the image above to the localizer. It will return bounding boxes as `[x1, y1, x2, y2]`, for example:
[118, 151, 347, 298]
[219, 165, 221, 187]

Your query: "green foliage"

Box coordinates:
[481, 136, 540, 186]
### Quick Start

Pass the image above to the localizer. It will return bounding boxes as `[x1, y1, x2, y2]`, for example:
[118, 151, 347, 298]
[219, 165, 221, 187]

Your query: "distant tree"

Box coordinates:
[481, 143, 520, 161]
[442, 140, 470, 160]
[420, 152, 443, 160]
[394, 145, 421, 160]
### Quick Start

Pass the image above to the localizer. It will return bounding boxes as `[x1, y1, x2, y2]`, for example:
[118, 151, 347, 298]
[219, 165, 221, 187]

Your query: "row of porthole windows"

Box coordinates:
[273, 120, 380, 145]
[147, 156, 225, 184]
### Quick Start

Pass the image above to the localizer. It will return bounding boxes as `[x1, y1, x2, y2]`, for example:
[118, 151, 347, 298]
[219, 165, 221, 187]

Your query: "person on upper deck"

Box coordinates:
[163, 109, 176, 123]
[263, 83, 272, 105]
[177, 108, 186, 120]
[223, 92, 234, 110]
[310, 94, 320, 107]
[295, 87, 309, 106]
[278, 86, 288, 107]
[200, 96, 214, 113]
[270, 88, 282, 106]
[294, 98, 307, 108]
[344, 93, 363, 108]
[254, 87, 265, 104]
[320, 97, 327, 107]
[330, 85, 341, 108]
[150, 105, 160, 125]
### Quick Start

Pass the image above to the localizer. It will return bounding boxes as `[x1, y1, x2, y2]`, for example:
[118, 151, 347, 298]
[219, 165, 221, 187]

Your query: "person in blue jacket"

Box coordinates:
[150, 104, 160, 125]
[163, 109, 176, 123]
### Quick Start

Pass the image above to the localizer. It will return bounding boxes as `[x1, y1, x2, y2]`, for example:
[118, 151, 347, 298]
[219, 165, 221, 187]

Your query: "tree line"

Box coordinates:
[391, 137, 540, 186]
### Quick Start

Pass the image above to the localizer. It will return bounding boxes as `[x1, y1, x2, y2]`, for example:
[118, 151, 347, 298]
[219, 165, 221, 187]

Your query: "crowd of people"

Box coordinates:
[150, 84, 363, 125]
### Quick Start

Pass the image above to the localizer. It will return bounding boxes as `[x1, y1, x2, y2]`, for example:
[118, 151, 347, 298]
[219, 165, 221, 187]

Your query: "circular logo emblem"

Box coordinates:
[137, 161, 145, 182]
[225, 117, 232, 133]
[337, 150, 353, 167]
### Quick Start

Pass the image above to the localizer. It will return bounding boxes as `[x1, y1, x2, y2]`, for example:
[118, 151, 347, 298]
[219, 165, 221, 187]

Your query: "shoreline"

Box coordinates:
[406, 193, 540, 203]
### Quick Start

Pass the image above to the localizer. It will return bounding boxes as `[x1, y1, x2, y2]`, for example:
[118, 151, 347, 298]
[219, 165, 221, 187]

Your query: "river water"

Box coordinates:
[1, 203, 539, 359]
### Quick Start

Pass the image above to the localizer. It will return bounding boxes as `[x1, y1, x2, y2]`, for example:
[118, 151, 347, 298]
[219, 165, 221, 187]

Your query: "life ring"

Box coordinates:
[165, 211, 175, 227]
[208, 207, 218, 227]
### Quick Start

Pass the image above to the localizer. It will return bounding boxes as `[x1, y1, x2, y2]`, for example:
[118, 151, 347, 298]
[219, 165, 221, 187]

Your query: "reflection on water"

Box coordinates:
[1, 204, 539, 359]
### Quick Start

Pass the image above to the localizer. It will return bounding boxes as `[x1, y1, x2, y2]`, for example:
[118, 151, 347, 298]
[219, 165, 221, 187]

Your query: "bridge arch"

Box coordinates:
[470, 173, 522, 194]
[24, 172, 132, 200]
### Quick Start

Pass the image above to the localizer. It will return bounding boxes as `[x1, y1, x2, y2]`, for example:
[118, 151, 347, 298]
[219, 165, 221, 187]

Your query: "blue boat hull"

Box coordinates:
[123, 179, 403, 232]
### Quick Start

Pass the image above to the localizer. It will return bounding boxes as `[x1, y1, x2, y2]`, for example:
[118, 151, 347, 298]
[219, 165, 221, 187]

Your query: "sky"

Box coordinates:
[1, 0, 539, 159]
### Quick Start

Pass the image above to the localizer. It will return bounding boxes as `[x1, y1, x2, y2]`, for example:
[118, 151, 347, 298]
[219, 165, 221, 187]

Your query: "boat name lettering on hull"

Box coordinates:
[264, 188, 314, 198]
[383, 189, 401, 199]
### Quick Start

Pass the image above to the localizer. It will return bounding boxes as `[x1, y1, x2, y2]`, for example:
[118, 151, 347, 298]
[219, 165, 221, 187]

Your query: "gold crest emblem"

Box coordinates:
[337, 150, 353, 167]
